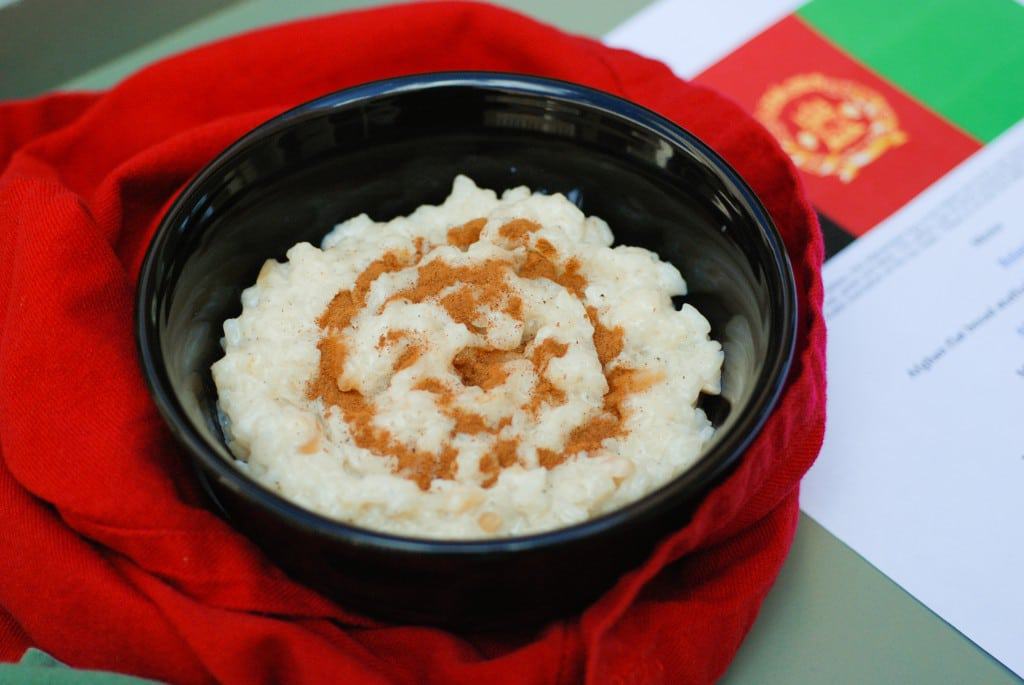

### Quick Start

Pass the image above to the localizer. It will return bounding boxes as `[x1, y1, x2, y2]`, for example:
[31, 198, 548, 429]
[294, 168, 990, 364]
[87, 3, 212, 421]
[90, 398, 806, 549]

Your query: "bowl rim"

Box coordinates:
[135, 71, 798, 555]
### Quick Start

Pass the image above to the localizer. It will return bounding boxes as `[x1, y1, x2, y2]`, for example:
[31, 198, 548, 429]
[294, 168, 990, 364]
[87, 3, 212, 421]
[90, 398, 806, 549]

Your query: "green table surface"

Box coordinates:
[2, 1, 1020, 683]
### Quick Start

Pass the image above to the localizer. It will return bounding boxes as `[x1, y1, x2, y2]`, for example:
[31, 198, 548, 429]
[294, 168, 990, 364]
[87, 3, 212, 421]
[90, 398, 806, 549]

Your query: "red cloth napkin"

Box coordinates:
[0, 3, 826, 683]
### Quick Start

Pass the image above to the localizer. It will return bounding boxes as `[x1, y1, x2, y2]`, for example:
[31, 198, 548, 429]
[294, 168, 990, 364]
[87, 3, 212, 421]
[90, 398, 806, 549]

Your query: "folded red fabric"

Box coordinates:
[0, 3, 826, 683]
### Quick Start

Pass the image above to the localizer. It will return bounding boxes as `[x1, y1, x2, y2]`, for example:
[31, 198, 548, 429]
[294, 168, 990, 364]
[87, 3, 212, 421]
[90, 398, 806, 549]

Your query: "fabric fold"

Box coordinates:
[0, 3, 825, 683]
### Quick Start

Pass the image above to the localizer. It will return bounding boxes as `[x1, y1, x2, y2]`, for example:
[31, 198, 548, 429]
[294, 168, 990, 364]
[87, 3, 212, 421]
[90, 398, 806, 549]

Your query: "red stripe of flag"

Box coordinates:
[695, 15, 980, 236]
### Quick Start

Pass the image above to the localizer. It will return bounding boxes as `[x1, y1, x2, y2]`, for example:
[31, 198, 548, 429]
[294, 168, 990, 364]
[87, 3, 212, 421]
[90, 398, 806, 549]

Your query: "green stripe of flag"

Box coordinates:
[798, 0, 1024, 142]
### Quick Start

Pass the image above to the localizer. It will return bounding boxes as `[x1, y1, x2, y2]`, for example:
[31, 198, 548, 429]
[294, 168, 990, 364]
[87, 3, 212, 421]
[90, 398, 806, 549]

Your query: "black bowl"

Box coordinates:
[136, 72, 796, 627]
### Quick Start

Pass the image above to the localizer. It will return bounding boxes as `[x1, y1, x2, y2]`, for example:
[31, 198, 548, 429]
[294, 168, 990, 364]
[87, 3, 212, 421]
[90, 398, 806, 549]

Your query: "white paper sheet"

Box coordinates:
[605, 0, 802, 79]
[801, 120, 1024, 676]
[607, 1, 1024, 677]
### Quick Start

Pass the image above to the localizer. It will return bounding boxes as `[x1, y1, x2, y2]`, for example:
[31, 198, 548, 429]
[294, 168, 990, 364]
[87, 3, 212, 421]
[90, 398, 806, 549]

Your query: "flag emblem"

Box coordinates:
[756, 73, 907, 182]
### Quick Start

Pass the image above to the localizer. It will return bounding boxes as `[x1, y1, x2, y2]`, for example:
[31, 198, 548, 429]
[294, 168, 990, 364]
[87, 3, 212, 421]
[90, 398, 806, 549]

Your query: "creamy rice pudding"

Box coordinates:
[212, 176, 723, 538]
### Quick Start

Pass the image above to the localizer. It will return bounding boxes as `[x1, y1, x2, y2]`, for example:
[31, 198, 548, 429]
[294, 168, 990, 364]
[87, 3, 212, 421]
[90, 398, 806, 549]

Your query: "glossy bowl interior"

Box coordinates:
[137, 73, 796, 626]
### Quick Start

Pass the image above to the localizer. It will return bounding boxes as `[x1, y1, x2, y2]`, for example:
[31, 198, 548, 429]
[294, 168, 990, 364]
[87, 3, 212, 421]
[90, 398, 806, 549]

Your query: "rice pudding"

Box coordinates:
[212, 176, 723, 538]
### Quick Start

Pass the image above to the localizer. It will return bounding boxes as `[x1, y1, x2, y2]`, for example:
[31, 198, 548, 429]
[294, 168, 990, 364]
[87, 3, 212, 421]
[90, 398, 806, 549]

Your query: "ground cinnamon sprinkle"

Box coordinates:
[587, 306, 624, 367]
[411, 378, 517, 488]
[376, 329, 408, 348]
[556, 258, 587, 299]
[317, 251, 406, 331]
[503, 294, 524, 320]
[375, 330, 422, 372]
[479, 439, 518, 488]
[446, 217, 486, 250]
[394, 345, 423, 372]
[519, 249, 559, 283]
[605, 367, 665, 408]
[527, 338, 569, 413]
[306, 217, 656, 489]
[561, 414, 621, 458]
[413, 378, 494, 436]
[389, 258, 517, 332]
[574, 369, 666, 456]
[412, 377, 447, 395]
[538, 409, 618, 469]
[494, 439, 519, 467]
[316, 290, 358, 332]
[535, 238, 557, 259]
[518, 248, 586, 300]
[449, 407, 490, 435]
[452, 346, 521, 389]
[532, 308, 628, 467]
[498, 218, 541, 244]
[307, 339, 457, 490]
[531, 338, 569, 371]
[309, 335, 351, 405]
